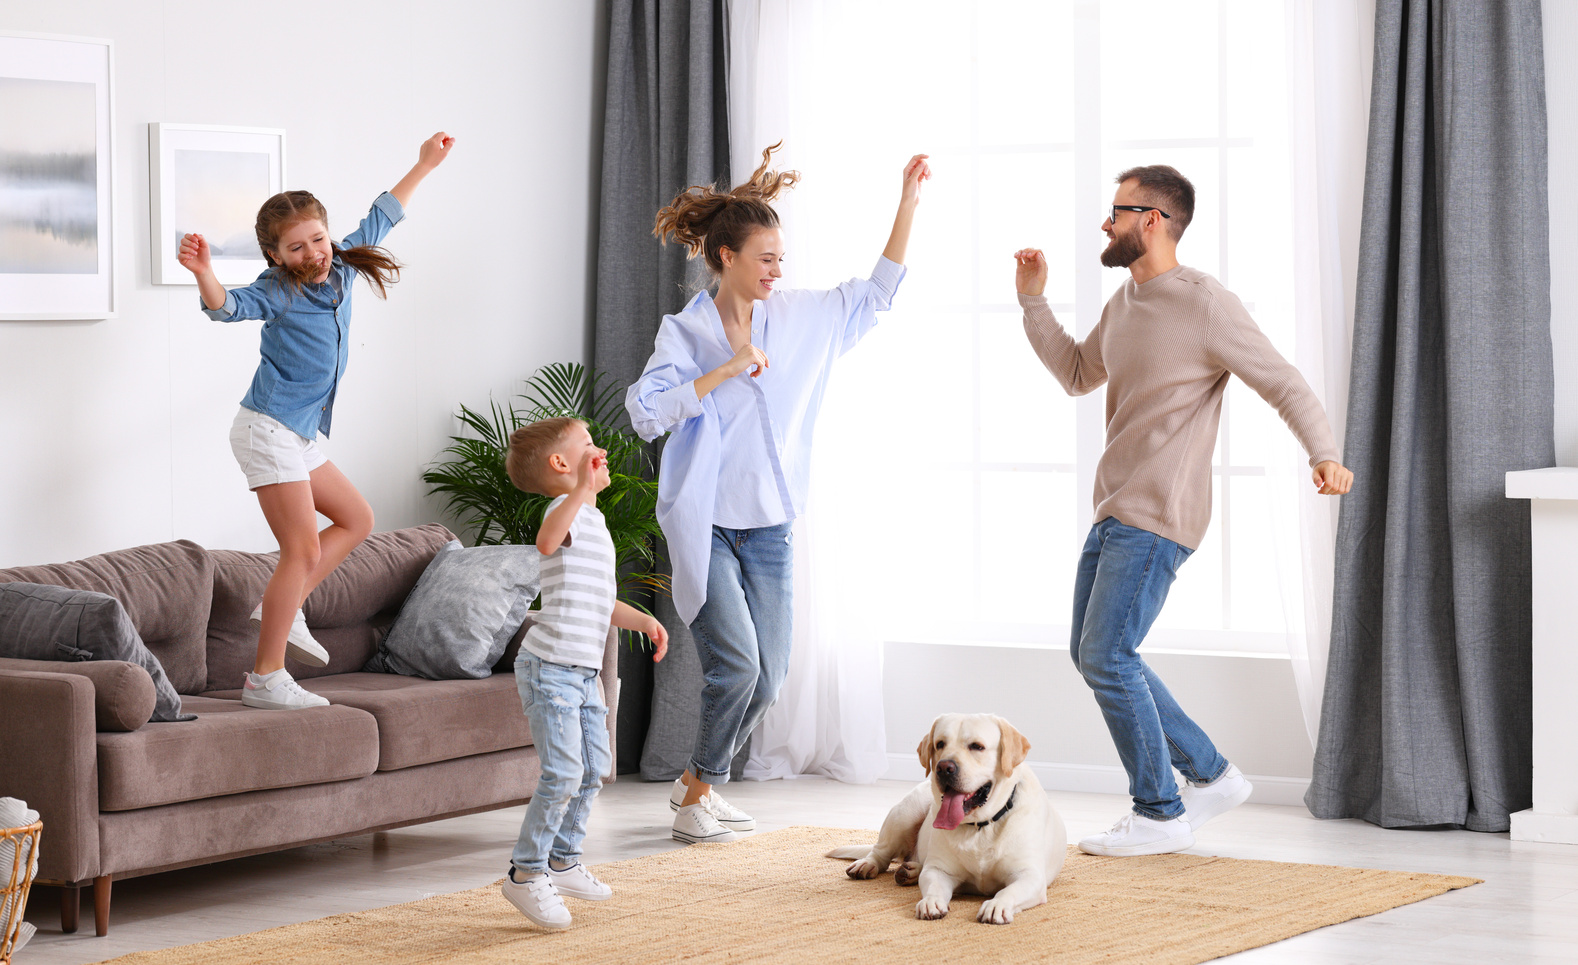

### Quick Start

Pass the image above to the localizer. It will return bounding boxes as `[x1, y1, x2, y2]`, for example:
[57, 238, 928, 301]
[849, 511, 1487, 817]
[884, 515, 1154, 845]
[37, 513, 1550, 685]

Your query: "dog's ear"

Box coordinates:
[916, 718, 939, 776]
[995, 717, 1031, 774]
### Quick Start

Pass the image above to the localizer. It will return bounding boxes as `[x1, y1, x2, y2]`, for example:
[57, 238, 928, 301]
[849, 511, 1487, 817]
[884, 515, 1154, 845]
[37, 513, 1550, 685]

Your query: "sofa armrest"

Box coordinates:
[0, 669, 100, 883]
[601, 625, 621, 781]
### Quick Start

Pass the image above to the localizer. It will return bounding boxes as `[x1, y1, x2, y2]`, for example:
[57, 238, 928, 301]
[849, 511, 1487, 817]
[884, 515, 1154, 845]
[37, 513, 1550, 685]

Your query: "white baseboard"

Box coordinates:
[883, 755, 1311, 808]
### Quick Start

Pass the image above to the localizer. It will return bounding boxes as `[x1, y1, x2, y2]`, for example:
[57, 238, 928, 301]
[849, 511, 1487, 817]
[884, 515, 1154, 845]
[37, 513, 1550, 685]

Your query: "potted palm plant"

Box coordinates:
[422, 362, 668, 644]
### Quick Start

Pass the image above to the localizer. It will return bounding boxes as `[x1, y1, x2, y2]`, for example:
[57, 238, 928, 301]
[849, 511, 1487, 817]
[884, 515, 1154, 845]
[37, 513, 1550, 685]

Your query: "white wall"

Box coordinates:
[0, 0, 605, 568]
[1547, 2, 1578, 467]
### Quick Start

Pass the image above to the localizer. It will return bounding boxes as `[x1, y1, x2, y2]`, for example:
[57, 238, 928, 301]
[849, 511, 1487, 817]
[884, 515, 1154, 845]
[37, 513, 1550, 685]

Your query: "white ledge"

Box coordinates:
[1506, 467, 1578, 500]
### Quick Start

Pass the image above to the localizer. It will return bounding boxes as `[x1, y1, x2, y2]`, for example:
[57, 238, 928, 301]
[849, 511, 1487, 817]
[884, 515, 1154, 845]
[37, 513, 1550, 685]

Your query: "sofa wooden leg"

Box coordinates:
[93, 876, 112, 936]
[61, 884, 80, 934]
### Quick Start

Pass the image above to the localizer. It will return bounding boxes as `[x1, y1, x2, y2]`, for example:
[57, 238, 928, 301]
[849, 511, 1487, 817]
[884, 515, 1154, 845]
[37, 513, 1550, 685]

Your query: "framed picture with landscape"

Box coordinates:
[0, 33, 116, 320]
[149, 123, 285, 286]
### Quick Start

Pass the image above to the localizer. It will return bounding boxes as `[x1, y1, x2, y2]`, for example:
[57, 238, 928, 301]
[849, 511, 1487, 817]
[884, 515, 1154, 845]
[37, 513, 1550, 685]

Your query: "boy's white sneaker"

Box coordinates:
[241, 669, 329, 710]
[668, 777, 756, 832]
[672, 802, 738, 844]
[1078, 811, 1195, 857]
[501, 869, 571, 929]
[1180, 764, 1253, 831]
[250, 604, 330, 668]
[547, 862, 612, 901]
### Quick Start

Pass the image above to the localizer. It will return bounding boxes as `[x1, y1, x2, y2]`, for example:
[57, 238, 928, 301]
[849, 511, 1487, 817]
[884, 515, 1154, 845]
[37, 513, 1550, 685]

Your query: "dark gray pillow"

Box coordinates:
[362, 541, 540, 679]
[0, 582, 195, 722]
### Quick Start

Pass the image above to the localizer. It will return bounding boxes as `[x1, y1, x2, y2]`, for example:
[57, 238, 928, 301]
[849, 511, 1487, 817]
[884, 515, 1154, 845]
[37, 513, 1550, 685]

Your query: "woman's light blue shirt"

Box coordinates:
[202, 192, 405, 442]
[625, 256, 906, 623]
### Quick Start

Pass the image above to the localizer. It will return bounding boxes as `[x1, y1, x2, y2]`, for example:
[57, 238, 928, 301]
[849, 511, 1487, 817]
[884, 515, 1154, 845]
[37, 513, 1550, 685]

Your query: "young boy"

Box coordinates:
[500, 416, 668, 929]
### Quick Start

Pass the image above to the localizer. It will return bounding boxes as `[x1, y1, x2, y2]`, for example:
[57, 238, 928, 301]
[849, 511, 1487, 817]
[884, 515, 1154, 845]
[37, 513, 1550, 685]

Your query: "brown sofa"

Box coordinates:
[0, 523, 618, 938]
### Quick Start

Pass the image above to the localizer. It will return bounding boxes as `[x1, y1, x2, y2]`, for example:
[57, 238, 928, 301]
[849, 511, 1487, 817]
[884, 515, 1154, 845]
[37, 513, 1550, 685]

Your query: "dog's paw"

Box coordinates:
[977, 898, 1015, 925]
[894, 861, 921, 887]
[915, 897, 950, 920]
[846, 856, 883, 880]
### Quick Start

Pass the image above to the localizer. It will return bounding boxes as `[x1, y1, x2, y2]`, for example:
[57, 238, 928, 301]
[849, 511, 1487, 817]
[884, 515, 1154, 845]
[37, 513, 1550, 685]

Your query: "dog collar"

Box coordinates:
[964, 784, 1018, 828]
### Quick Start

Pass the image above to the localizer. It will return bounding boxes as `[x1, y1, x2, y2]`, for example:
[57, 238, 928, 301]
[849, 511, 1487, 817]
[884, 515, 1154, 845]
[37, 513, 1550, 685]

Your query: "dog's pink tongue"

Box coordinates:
[934, 791, 968, 830]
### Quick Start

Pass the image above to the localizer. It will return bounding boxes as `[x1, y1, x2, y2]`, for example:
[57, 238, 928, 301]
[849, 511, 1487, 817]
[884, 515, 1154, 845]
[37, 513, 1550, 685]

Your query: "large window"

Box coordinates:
[781, 0, 1304, 654]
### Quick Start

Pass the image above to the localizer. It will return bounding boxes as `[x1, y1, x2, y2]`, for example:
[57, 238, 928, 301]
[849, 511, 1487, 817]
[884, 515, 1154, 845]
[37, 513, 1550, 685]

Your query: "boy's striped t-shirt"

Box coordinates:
[523, 495, 615, 669]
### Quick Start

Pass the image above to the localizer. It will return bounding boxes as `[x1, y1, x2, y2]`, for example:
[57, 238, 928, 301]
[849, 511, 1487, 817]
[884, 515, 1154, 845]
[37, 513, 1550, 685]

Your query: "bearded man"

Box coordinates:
[1013, 165, 1353, 856]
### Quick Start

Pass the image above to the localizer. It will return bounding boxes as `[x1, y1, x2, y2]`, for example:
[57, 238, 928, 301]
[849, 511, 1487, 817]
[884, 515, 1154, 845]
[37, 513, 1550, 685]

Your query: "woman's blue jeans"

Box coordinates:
[687, 521, 794, 786]
[1071, 517, 1228, 820]
[510, 652, 610, 874]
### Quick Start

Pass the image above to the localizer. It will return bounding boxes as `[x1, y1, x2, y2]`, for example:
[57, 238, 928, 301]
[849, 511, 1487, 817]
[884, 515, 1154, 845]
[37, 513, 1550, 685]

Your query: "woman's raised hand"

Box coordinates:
[418, 131, 456, 171]
[901, 154, 931, 208]
[1014, 248, 1048, 296]
[727, 343, 770, 379]
[178, 233, 212, 275]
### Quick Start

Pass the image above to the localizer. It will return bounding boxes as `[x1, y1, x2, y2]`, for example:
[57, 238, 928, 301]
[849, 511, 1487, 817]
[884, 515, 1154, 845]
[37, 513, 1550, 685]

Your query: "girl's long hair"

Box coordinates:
[255, 190, 402, 298]
[652, 142, 799, 275]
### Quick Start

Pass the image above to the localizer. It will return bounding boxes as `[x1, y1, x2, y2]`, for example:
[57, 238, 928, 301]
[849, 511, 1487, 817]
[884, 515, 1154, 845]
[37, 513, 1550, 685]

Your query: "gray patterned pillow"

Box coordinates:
[363, 541, 541, 679]
[0, 582, 195, 722]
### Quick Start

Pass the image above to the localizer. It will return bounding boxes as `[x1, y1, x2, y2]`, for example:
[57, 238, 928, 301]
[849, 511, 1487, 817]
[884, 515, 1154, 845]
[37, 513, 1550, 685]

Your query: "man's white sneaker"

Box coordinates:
[547, 862, 612, 901]
[672, 802, 738, 844]
[1078, 811, 1195, 857]
[501, 869, 571, 929]
[1180, 764, 1253, 831]
[241, 669, 329, 710]
[250, 604, 330, 668]
[668, 778, 756, 832]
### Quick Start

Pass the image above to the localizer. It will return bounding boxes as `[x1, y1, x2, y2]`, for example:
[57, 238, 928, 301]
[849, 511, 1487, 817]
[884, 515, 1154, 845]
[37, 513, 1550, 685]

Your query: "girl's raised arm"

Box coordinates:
[178, 233, 228, 310]
[881, 154, 930, 265]
[389, 131, 455, 208]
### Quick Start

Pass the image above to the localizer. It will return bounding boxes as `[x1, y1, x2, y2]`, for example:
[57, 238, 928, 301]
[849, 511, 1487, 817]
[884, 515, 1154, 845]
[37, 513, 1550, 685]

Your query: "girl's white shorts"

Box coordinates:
[229, 406, 327, 490]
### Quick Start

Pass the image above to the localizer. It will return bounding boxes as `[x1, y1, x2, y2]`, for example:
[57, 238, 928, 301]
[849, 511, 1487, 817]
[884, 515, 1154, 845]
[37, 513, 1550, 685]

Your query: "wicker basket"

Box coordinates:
[1, 819, 41, 965]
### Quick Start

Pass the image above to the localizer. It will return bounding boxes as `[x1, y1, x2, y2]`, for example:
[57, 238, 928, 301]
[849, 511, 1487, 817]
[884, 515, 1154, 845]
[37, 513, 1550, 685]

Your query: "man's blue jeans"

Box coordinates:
[688, 521, 794, 786]
[510, 652, 610, 874]
[1071, 517, 1228, 820]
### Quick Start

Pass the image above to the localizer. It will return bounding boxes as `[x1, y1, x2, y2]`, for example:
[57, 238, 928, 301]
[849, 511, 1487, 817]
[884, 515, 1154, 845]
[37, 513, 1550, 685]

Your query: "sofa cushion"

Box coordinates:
[0, 658, 155, 732]
[0, 540, 213, 695]
[205, 671, 533, 771]
[363, 541, 540, 680]
[96, 695, 380, 811]
[0, 584, 193, 722]
[206, 524, 457, 691]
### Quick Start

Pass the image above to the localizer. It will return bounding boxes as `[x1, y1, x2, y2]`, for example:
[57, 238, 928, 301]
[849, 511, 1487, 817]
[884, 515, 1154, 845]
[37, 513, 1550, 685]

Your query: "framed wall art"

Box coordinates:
[149, 123, 285, 286]
[0, 33, 116, 320]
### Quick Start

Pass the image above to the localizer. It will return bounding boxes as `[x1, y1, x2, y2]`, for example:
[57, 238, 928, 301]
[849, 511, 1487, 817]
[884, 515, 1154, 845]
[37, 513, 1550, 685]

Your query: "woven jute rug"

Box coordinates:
[93, 826, 1480, 965]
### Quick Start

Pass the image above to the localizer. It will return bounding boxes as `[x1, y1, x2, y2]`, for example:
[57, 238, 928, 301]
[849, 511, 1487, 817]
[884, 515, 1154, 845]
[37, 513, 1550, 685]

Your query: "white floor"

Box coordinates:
[18, 778, 1578, 964]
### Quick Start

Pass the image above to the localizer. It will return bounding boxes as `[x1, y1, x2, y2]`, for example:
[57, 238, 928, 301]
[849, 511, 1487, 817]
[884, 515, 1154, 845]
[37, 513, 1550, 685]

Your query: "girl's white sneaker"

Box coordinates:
[249, 604, 330, 668]
[671, 802, 738, 844]
[501, 870, 571, 929]
[547, 862, 612, 900]
[241, 669, 329, 710]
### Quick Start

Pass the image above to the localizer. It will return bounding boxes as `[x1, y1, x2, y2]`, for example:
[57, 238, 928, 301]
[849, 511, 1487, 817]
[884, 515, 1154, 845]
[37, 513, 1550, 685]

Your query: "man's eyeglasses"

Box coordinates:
[1109, 204, 1171, 223]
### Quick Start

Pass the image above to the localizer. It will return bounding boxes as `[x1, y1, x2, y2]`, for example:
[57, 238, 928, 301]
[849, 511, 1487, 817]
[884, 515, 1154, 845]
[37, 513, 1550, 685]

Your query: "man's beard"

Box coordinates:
[1100, 222, 1147, 269]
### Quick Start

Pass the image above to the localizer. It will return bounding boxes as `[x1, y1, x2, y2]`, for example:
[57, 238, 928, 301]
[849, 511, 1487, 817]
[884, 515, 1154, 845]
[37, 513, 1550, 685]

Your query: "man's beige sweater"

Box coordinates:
[1020, 264, 1341, 550]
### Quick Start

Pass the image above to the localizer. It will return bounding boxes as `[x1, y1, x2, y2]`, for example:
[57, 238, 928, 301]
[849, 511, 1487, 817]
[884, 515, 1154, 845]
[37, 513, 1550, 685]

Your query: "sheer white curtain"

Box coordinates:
[1280, 0, 1373, 742]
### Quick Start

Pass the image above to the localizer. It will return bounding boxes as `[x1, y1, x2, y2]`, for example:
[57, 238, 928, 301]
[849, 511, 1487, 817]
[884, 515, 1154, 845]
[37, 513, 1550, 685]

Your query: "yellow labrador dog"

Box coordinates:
[830, 713, 1067, 924]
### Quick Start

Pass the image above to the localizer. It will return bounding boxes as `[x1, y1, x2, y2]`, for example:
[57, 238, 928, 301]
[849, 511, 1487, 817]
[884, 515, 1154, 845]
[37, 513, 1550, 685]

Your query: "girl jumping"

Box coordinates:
[627, 143, 929, 843]
[178, 131, 454, 710]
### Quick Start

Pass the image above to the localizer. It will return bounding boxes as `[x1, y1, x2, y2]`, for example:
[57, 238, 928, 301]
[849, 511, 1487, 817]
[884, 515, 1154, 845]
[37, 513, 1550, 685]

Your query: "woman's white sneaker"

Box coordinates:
[667, 778, 756, 832]
[1078, 811, 1194, 857]
[250, 604, 330, 668]
[501, 869, 571, 929]
[1180, 764, 1253, 831]
[241, 669, 329, 710]
[547, 862, 612, 900]
[672, 802, 738, 844]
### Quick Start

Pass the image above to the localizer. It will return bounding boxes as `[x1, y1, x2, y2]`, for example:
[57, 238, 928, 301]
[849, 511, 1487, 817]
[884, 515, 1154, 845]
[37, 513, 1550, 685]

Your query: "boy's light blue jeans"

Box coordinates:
[511, 651, 610, 875]
[687, 521, 794, 786]
[1071, 517, 1229, 821]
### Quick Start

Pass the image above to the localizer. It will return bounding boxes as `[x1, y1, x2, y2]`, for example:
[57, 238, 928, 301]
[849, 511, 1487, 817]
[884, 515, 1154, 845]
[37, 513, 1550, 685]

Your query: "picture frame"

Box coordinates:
[149, 123, 286, 286]
[0, 33, 116, 320]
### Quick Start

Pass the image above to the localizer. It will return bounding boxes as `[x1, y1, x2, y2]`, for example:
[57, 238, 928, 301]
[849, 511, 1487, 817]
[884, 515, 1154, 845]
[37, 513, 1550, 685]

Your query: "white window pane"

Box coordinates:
[1100, 0, 1220, 142]
[1223, 0, 1286, 140]
[1226, 474, 1296, 633]
[977, 0, 1077, 146]
[979, 470, 1079, 624]
[979, 311, 1078, 464]
[978, 151, 1076, 305]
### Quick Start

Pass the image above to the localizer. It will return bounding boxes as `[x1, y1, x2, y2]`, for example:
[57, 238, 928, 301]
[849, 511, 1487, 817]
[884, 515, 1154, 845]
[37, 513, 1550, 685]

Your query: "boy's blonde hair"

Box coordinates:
[506, 417, 582, 495]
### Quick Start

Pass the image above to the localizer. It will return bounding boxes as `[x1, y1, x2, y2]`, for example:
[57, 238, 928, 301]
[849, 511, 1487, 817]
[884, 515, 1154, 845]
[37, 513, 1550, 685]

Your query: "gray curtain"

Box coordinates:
[592, 0, 729, 775]
[1306, 0, 1555, 832]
